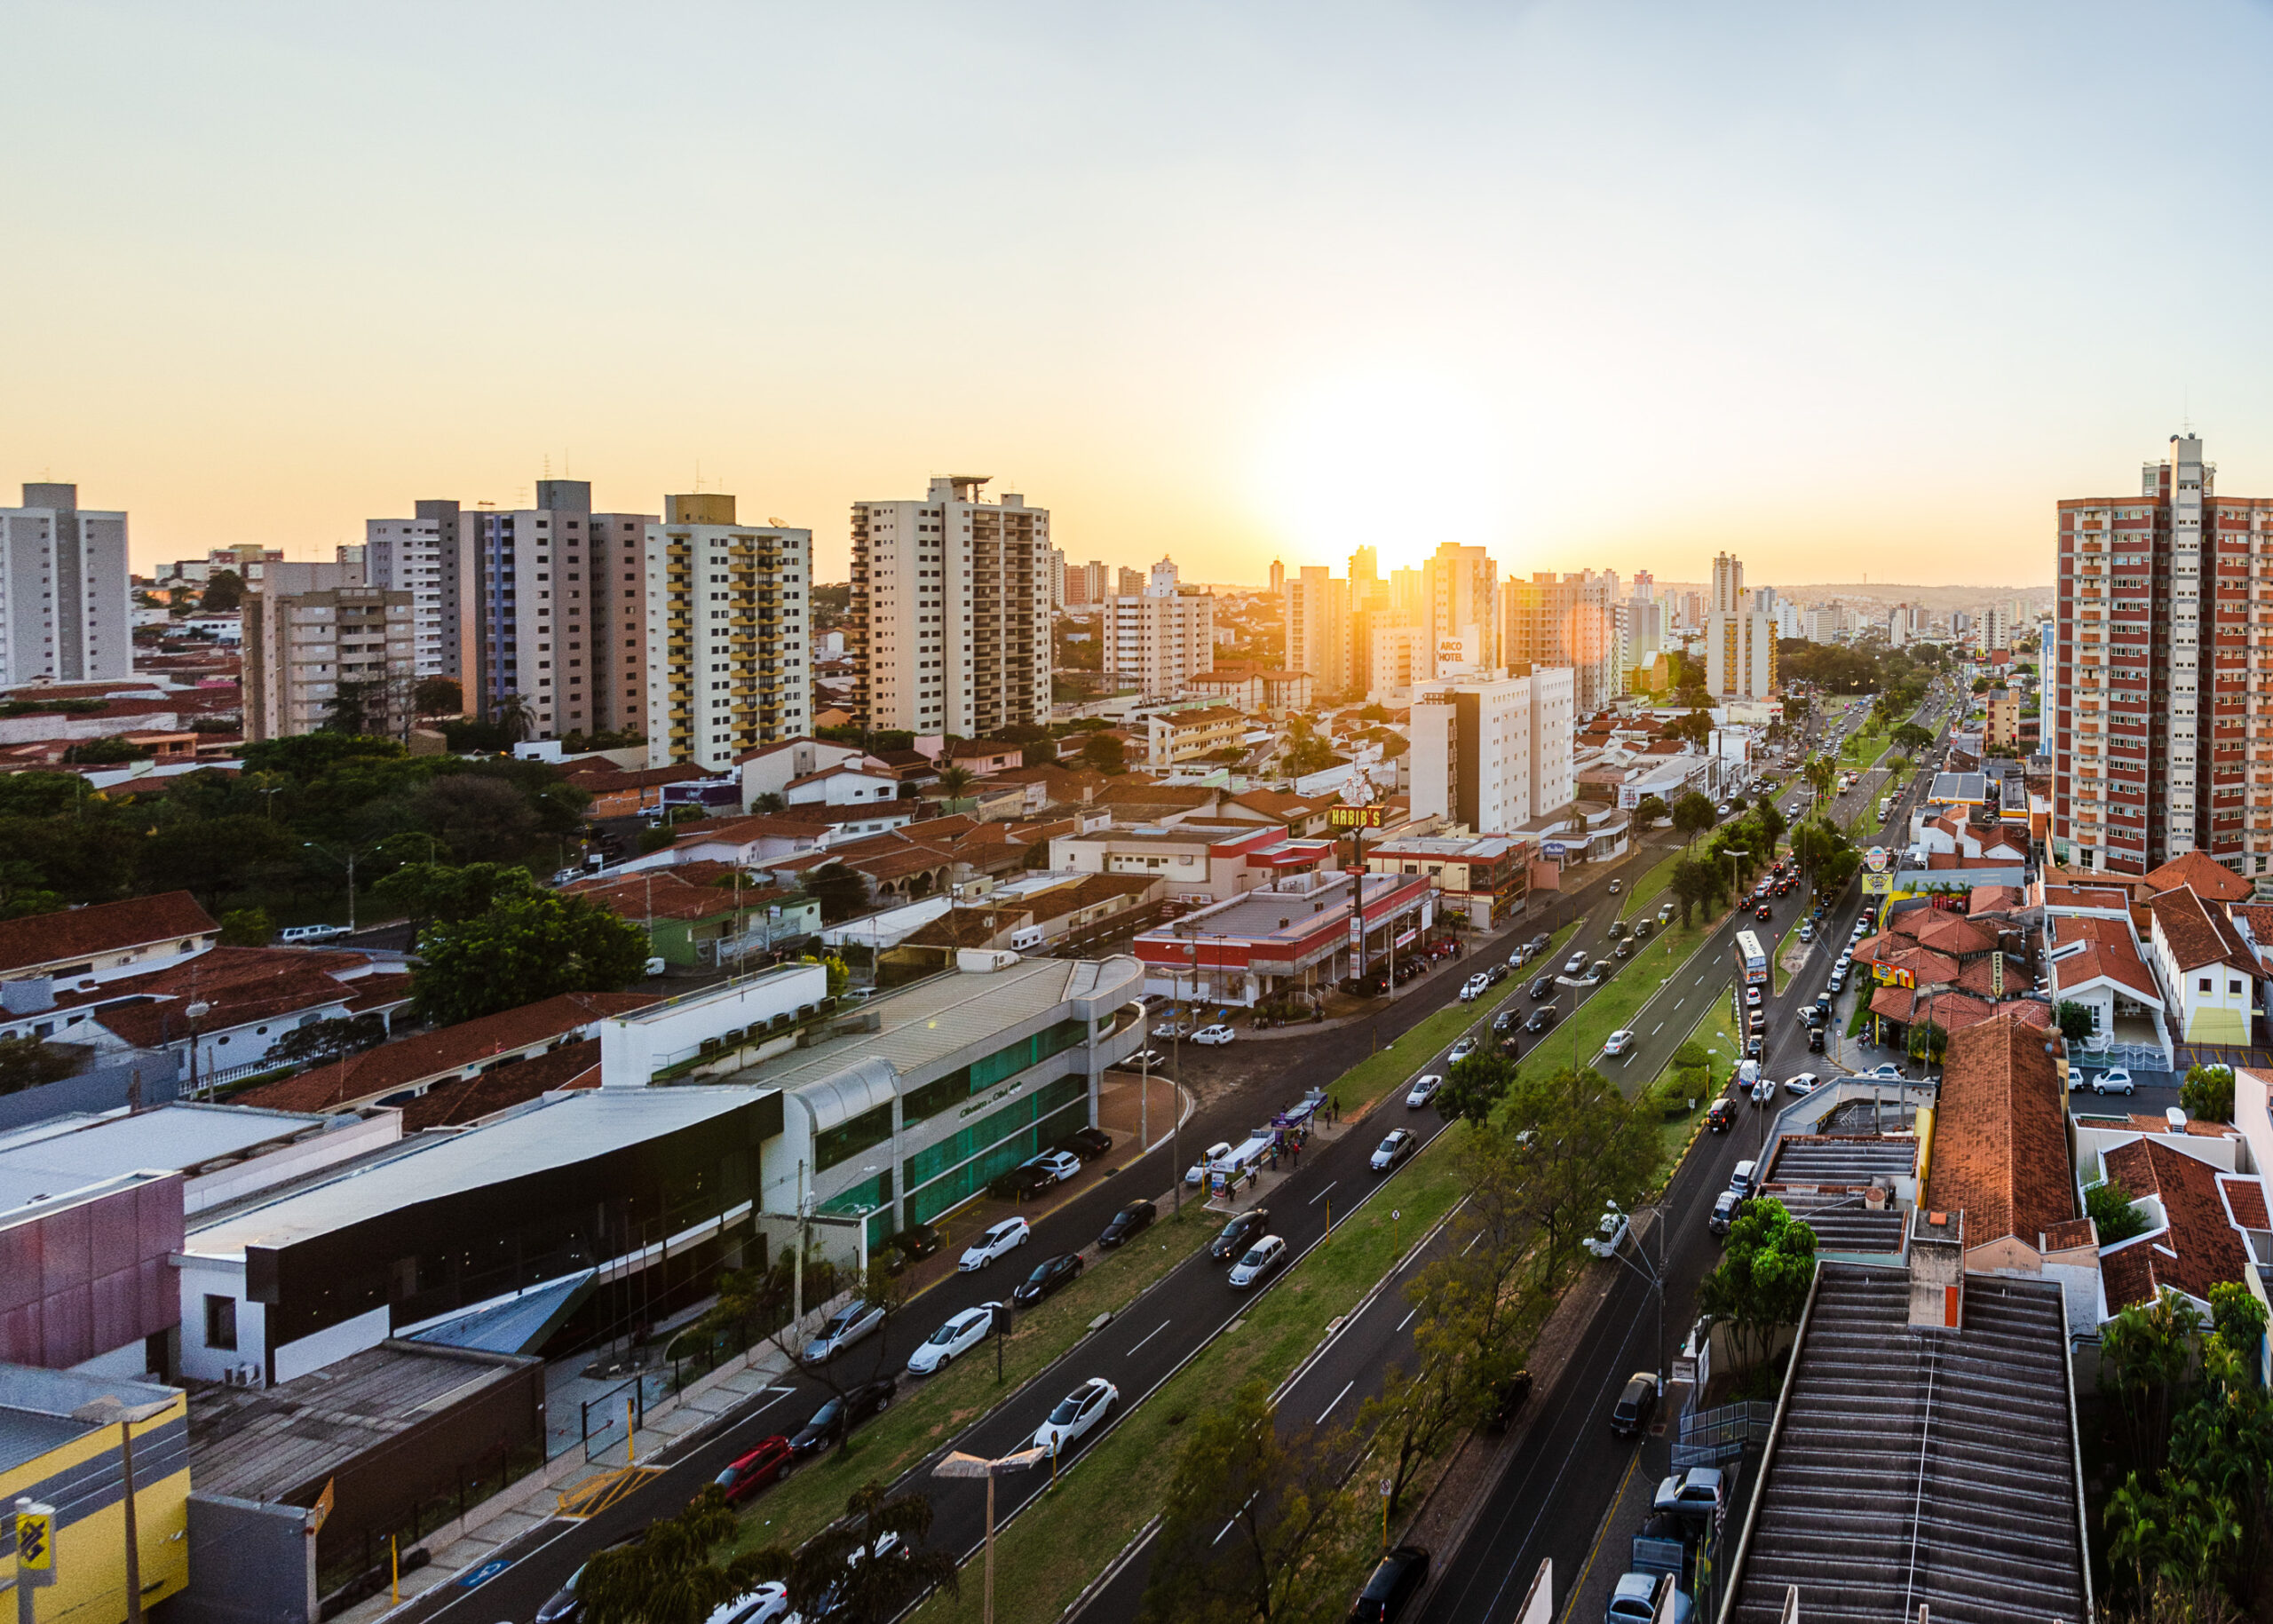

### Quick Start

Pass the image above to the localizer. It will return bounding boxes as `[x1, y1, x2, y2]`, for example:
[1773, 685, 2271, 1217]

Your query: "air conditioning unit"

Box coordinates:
[222, 1365, 247, 1388]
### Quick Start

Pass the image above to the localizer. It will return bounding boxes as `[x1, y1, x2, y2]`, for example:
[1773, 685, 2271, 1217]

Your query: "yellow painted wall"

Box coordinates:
[2, 1400, 190, 1624]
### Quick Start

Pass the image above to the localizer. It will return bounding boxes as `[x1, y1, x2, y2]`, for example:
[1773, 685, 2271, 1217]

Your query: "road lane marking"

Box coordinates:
[1396, 1308, 1418, 1332]
[1308, 1179, 1337, 1205]
[1126, 1321, 1169, 1358]
[1316, 1380, 1353, 1425]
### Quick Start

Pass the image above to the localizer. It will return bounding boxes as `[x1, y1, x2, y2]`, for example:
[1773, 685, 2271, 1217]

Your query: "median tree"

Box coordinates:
[1434, 1049, 1518, 1124]
[1667, 853, 1727, 929]
[1693, 1196, 1817, 1382]
[1671, 790, 1717, 848]
[1495, 1065, 1655, 1287]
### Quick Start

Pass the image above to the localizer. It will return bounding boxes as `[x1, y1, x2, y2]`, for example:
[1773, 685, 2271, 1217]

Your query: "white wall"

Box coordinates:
[273, 1304, 392, 1384]
[176, 1254, 266, 1384]
[183, 1112, 402, 1216]
[598, 962, 829, 1083]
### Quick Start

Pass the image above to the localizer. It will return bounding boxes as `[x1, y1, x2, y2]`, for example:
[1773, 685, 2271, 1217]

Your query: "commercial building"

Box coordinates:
[0, 483, 131, 687]
[1283, 566, 1350, 698]
[1407, 669, 1575, 835]
[644, 493, 812, 771]
[2055, 434, 2267, 885]
[1703, 551, 1777, 701]
[242, 565, 416, 741]
[1129, 869, 1433, 1005]
[1421, 543, 1498, 673]
[1109, 580, 1214, 698]
[363, 509, 456, 679]
[1364, 834, 1530, 929]
[1501, 572, 1615, 715]
[851, 477, 1050, 735]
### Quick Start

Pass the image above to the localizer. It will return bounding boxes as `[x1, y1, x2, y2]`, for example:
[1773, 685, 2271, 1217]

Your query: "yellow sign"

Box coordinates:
[16, 1503, 54, 1571]
[1862, 872, 1893, 896]
[1327, 805, 1383, 829]
[310, 1477, 336, 1535]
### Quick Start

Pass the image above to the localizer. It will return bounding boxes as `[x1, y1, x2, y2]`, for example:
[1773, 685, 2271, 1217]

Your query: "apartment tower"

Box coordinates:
[1501, 572, 1616, 715]
[1283, 566, 1350, 698]
[2055, 434, 2264, 883]
[1110, 558, 1214, 699]
[851, 477, 1051, 734]
[645, 494, 811, 770]
[1703, 551, 1777, 701]
[0, 484, 131, 686]
[243, 563, 416, 741]
[1408, 669, 1576, 834]
[1422, 543, 1499, 674]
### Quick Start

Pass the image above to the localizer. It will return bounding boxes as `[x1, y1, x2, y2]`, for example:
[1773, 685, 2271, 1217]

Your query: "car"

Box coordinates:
[1485, 963, 1509, 985]
[711, 1436, 796, 1505]
[1117, 1047, 1169, 1072]
[1815, 992, 1833, 1016]
[1406, 1073, 1444, 1108]
[1449, 1037, 1480, 1067]
[1564, 951, 1589, 976]
[1022, 1149, 1083, 1184]
[1610, 1371, 1659, 1437]
[2093, 1068, 2136, 1096]
[1826, 971, 1845, 994]
[700, 1584, 791, 1624]
[278, 923, 349, 944]
[1012, 1252, 1084, 1306]
[1754, 903, 1772, 921]
[1584, 960, 1611, 983]
[1192, 1024, 1237, 1046]
[1833, 951, 1852, 971]
[1370, 1129, 1417, 1172]
[1227, 1233, 1288, 1287]
[907, 1303, 1002, 1374]
[1744, 986, 1762, 1007]
[1459, 972, 1489, 1002]
[1658, 903, 1676, 923]
[1209, 1207, 1271, 1262]
[1787, 802, 1802, 816]
[1709, 1191, 1743, 1234]
[1583, 1203, 1630, 1257]
[883, 1222, 943, 1273]
[1807, 1027, 1826, 1052]
[987, 1163, 1056, 1200]
[1506, 946, 1530, 970]
[803, 1299, 885, 1363]
[788, 1377, 896, 1455]
[1097, 1200, 1156, 1248]
[1608, 918, 1628, 940]
[1528, 974, 1556, 1000]
[1348, 1545, 1431, 1623]
[1652, 1467, 1728, 1521]
[959, 1216, 1031, 1271]
[1482, 1371, 1534, 1433]
[1185, 1141, 1235, 1186]
[1632, 918, 1653, 941]
[1746, 1007, 1767, 1034]
[537, 1539, 641, 1624]
[1706, 1098, 1737, 1133]
[1715, 802, 1731, 816]
[1528, 933, 1552, 955]
[1603, 1029, 1635, 1056]
[1800, 1004, 1825, 1028]
[1525, 1004, 1560, 1034]
[1060, 1126, 1114, 1161]
[1613, 939, 1633, 960]
[1607, 877, 1624, 894]
[1730, 1158, 1758, 1198]
[1857, 1062, 1905, 1081]
[1784, 1072, 1820, 1096]
[1033, 1376, 1119, 1454]
[1492, 1009, 1523, 1034]
[1744, 1034, 1763, 1059]
[1150, 1019, 1192, 1041]
[1607, 1572, 1693, 1624]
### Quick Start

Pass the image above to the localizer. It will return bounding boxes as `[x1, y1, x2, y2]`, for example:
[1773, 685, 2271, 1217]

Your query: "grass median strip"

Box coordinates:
[1619, 848, 1683, 917]
[1558, 915, 1714, 1066]
[908, 1133, 1469, 1624]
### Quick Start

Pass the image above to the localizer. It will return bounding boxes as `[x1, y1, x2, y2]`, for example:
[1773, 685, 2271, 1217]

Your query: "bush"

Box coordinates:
[2180, 1064, 2234, 1123]
[2087, 1176, 2149, 1245]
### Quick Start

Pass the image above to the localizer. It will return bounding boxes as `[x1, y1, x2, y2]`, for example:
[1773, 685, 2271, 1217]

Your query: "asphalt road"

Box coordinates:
[397, 837, 1679, 1624]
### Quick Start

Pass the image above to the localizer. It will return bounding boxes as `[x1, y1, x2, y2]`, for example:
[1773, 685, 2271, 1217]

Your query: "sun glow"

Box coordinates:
[1249, 369, 1517, 575]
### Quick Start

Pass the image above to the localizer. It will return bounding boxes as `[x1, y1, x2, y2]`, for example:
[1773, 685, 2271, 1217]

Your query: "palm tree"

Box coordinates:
[491, 691, 535, 744]
[1802, 754, 1838, 812]
[935, 765, 976, 804]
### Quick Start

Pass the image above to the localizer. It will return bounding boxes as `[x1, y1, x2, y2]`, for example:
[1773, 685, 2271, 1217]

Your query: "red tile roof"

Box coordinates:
[2100, 1137, 2253, 1311]
[1924, 1011, 2075, 1247]
[0, 891, 218, 977]
[2144, 850, 2253, 905]
[395, 1038, 602, 1129]
[2148, 887, 2258, 975]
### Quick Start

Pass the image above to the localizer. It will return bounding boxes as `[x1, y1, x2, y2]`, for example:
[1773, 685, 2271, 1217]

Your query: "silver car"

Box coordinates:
[1227, 1234, 1288, 1287]
[803, 1299, 883, 1363]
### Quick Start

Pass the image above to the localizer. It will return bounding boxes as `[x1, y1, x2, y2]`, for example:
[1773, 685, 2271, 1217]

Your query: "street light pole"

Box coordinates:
[70, 1397, 172, 1624]
[933, 1447, 1047, 1624]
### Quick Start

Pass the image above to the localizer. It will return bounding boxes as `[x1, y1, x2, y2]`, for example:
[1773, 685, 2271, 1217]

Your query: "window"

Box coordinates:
[205, 1294, 237, 1351]
[2198, 977, 2212, 994]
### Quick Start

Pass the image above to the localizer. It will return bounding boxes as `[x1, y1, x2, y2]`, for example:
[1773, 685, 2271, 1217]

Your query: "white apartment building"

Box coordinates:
[1704, 552, 1777, 699]
[852, 477, 1051, 735]
[1283, 566, 1350, 697]
[1110, 579, 1214, 698]
[1361, 611, 1430, 705]
[644, 494, 811, 771]
[365, 513, 451, 678]
[1422, 543, 1498, 677]
[0, 483, 131, 687]
[243, 565, 416, 740]
[1408, 669, 1576, 834]
[1979, 605, 2012, 653]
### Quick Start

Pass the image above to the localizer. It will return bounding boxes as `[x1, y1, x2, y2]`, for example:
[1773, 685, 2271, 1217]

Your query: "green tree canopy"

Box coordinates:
[1631, 794, 1669, 827]
[410, 891, 650, 1026]
[2182, 1065, 2236, 1124]
[1434, 1049, 1517, 1124]
[136, 815, 297, 910]
[1081, 732, 1128, 774]
[1671, 790, 1717, 846]
[1493, 1065, 1655, 1283]
[1694, 1196, 1817, 1377]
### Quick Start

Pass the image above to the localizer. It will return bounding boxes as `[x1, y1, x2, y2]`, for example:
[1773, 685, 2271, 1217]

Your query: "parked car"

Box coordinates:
[1060, 1126, 1113, 1161]
[1609, 1371, 1659, 1438]
[1012, 1253, 1084, 1306]
[1528, 933, 1551, 955]
[1652, 1467, 1727, 1521]
[803, 1299, 884, 1363]
[1583, 1203, 1630, 1258]
[1857, 1062, 1905, 1081]
[1706, 1098, 1737, 1133]
[1406, 1073, 1444, 1108]
[1097, 1201, 1156, 1249]
[711, 1436, 796, 1505]
[1116, 1047, 1169, 1072]
[1022, 1149, 1083, 1184]
[1746, 1007, 1767, 1034]
[1209, 1207, 1271, 1263]
[279, 923, 349, 944]
[1506, 946, 1530, 969]
[1485, 963, 1509, 985]
[1826, 971, 1845, 994]
[1528, 975, 1556, 1001]
[1730, 1159, 1758, 1199]
[1347, 1545, 1431, 1623]
[1192, 1024, 1237, 1046]
[959, 1216, 1031, 1271]
[2093, 1068, 2136, 1096]
[1798, 923, 1815, 943]
[883, 1223, 943, 1272]
[788, 1378, 895, 1455]
[1033, 1376, 1118, 1454]
[1227, 1233, 1288, 1287]
[1607, 1572, 1692, 1624]
[1460, 973, 1490, 1002]
[1709, 1191, 1743, 1235]
[1807, 1027, 1826, 1053]
[987, 1163, 1056, 1200]
[700, 1586, 790, 1624]
[1603, 1029, 1635, 1055]
[1370, 1129, 1417, 1172]
[907, 1303, 1002, 1374]
[1185, 1141, 1236, 1186]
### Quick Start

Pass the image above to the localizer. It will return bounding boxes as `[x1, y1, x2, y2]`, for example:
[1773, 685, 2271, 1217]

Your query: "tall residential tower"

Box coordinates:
[0, 484, 131, 686]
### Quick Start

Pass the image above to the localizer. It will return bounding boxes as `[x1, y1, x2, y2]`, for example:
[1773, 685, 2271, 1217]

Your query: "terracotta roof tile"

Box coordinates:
[2148, 887, 2258, 975]
[2144, 850, 2253, 904]
[395, 1039, 602, 1129]
[2100, 1137, 2253, 1310]
[1924, 1010, 2075, 1247]
[2222, 1176, 2269, 1232]
[0, 891, 218, 977]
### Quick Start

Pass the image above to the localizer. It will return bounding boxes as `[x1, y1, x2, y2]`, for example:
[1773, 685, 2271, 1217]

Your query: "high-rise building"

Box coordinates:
[1284, 566, 1350, 697]
[1422, 544, 1499, 676]
[2055, 433, 2265, 883]
[1632, 569, 1655, 599]
[1615, 598, 1665, 693]
[1065, 559, 1111, 606]
[1349, 546, 1389, 613]
[1389, 567, 1424, 616]
[1268, 558, 1284, 598]
[364, 513, 454, 678]
[1887, 605, 1909, 648]
[1116, 566, 1144, 597]
[1978, 605, 2011, 653]
[1408, 669, 1575, 834]
[1358, 610, 1430, 704]
[243, 564, 416, 741]
[1110, 568, 1213, 698]
[463, 481, 656, 741]
[851, 476, 1050, 735]
[1703, 551, 1777, 700]
[1501, 572, 1616, 715]
[644, 494, 810, 770]
[0, 484, 131, 687]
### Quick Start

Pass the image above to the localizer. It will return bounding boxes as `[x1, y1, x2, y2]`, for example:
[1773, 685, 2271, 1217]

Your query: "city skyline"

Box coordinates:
[14, 4, 2273, 584]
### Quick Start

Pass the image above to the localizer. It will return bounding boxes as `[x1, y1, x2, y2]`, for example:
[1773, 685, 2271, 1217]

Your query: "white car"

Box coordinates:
[1022, 1149, 1082, 1184]
[701, 1584, 791, 1624]
[1583, 1203, 1631, 1258]
[1715, 802, 1732, 816]
[1033, 1377, 1119, 1454]
[1406, 1073, 1444, 1108]
[1192, 1024, 1237, 1046]
[1798, 923, 1814, 943]
[1857, 1062, 1905, 1081]
[1185, 1141, 1235, 1186]
[1603, 1030, 1635, 1056]
[1370, 1130, 1417, 1172]
[1564, 952, 1590, 976]
[1744, 986, 1762, 1007]
[1784, 1073, 1820, 1096]
[958, 1216, 1030, 1271]
[906, 1303, 1002, 1374]
[1227, 1233, 1289, 1287]
[1460, 973, 1491, 1002]
[1448, 1036, 1478, 1065]
[1750, 1075, 1776, 1105]
[2093, 1068, 2136, 1097]
[803, 1298, 884, 1363]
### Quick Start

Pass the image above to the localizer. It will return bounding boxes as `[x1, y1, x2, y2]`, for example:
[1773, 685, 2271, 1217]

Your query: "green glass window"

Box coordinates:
[814, 1102, 893, 1172]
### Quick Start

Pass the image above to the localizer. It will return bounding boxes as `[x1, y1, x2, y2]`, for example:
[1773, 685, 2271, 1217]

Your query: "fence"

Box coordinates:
[1671, 1400, 1777, 1468]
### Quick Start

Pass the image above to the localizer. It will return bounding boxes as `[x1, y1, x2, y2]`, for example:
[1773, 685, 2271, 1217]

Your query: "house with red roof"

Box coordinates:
[2147, 885, 2261, 1047]
[2091, 1132, 2263, 1319]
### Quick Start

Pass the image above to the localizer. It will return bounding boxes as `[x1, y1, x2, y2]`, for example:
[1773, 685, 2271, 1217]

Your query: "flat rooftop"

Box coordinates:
[1726, 1263, 2087, 1624]
[185, 1087, 768, 1259]
[1930, 771, 1990, 804]
[726, 957, 1142, 1097]
[1144, 872, 1414, 945]
[0, 1364, 178, 1477]
[0, 1102, 332, 1218]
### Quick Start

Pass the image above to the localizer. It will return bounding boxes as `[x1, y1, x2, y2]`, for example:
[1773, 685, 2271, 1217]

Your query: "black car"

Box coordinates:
[1706, 1099, 1737, 1134]
[535, 1536, 639, 1624]
[1808, 1027, 1826, 1052]
[1209, 1208, 1271, 1263]
[883, 1223, 943, 1272]
[1613, 939, 1632, 960]
[1485, 963, 1509, 985]
[986, 1164, 1055, 1200]
[1482, 1370, 1534, 1434]
[1060, 1126, 1114, 1161]
[1097, 1201, 1155, 1249]
[1012, 1252, 1084, 1306]
[1527, 933, 1550, 955]
[1525, 1004, 1560, 1034]
[1528, 975, 1556, 1001]
[788, 1377, 896, 1456]
[1744, 1034, 1763, 1060]
[1497, 1034, 1524, 1059]
[1631, 919, 1653, 941]
[1348, 1545, 1430, 1623]
[1610, 1371, 1659, 1438]
[1815, 992, 1833, 1017]
[1492, 1009, 1522, 1034]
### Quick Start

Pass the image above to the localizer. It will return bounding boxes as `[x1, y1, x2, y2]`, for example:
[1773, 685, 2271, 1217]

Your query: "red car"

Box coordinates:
[711, 1436, 796, 1504]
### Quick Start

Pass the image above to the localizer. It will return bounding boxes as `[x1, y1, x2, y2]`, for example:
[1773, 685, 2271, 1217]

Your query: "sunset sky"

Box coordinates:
[12, 2, 2273, 587]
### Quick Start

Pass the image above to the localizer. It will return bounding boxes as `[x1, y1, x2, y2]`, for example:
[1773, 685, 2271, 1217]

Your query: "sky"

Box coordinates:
[11, 1, 2273, 588]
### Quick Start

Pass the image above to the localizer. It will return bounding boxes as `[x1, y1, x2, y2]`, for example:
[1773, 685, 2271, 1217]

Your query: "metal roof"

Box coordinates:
[0, 1101, 331, 1220]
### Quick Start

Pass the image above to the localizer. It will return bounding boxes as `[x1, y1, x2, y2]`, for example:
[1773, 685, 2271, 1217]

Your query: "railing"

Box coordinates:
[1672, 1399, 1777, 1467]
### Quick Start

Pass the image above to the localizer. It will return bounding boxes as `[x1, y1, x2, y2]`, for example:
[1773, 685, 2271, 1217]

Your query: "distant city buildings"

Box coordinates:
[1501, 571, 1615, 715]
[644, 494, 810, 771]
[242, 563, 415, 741]
[0, 483, 131, 687]
[1284, 565, 1351, 697]
[363, 509, 456, 679]
[1703, 552, 1777, 701]
[1109, 558, 1214, 698]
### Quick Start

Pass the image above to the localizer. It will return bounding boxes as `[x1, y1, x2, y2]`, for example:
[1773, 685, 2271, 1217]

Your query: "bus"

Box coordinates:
[1734, 928, 1769, 992]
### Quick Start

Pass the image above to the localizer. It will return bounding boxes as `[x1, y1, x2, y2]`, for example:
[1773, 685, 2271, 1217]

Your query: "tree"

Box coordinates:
[1893, 721, 1935, 754]
[413, 676, 463, 717]
[238, 732, 408, 781]
[934, 765, 976, 802]
[1434, 1050, 1517, 1124]
[1081, 732, 1127, 774]
[2182, 1065, 2236, 1124]
[1746, 796, 1787, 854]
[410, 892, 651, 1025]
[577, 1487, 782, 1624]
[267, 1012, 390, 1069]
[1667, 853, 1726, 930]
[199, 569, 245, 613]
[1801, 754, 1838, 806]
[1494, 1066, 1655, 1286]
[323, 681, 378, 734]
[0, 1034, 80, 1096]
[1666, 709, 1713, 751]
[768, 1481, 959, 1624]
[60, 735, 153, 764]
[136, 814, 297, 910]
[217, 907, 273, 947]
[1905, 1018, 1948, 1066]
[491, 691, 535, 744]
[1694, 1196, 1817, 1378]
[374, 860, 540, 937]
[2090, 1176, 2151, 1246]
[2206, 1282, 2268, 1375]
[804, 862, 871, 925]
[0, 859, 63, 921]
[1671, 791, 1717, 847]
[1631, 794, 1668, 828]
[2103, 1288, 2206, 1470]
[1140, 1380, 1360, 1624]
[410, 774, 542, 865]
